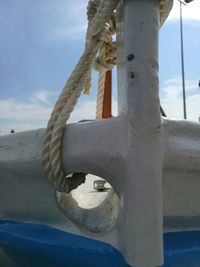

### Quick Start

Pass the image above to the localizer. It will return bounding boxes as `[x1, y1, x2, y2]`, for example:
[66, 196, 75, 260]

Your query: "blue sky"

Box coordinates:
[0, 0, 199, 135]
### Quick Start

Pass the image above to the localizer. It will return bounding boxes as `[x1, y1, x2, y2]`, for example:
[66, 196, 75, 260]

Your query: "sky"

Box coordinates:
[0, 0, 199, 135]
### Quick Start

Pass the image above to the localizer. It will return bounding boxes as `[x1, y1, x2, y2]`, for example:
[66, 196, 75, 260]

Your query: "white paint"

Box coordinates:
[116, 1, 163, 266]
[1, 117, 200, 266]
[0, 0, 200, 266]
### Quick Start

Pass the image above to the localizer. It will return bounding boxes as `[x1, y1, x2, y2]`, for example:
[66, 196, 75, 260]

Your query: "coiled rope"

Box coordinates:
[42, 0, 173, 193]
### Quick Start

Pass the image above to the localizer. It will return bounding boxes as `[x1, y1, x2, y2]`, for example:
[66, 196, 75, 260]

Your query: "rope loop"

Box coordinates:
[42, 0, 121, 193]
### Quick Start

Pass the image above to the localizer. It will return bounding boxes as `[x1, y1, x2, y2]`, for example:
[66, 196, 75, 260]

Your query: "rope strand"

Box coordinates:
[42, 0, 121, 192]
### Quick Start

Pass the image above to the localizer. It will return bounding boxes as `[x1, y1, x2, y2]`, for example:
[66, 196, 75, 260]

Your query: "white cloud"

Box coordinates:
[0, 89, 61, 121]
[0, 90, 118, 135]
[0, 98, 52, 120]
[69, 98, 118, 123]
[161, 76, 200, 121]
[168, 1, 200, 21]
[0, 90, 53, 134]
[162, 77, 197, 101]
[68, 100, 96, 122]
[30, 90, 55, 105]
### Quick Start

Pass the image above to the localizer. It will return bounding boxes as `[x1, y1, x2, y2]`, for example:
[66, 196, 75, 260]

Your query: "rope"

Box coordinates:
[42, 0, 121, 192]
[94, 15, 116, 119]
[42, 0, 173, 193]
[96, 70, 106, 119]
[83, 0, 100, 96]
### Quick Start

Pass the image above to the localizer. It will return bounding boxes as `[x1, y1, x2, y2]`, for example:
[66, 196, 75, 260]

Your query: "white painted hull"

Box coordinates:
[0, 118, 200, 233]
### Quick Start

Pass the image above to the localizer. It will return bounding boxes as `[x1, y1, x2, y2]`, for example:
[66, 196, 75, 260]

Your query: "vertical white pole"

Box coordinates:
[117, 0, 163, 266]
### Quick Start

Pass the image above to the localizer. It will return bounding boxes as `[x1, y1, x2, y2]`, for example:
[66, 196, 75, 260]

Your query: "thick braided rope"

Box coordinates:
[42, 48, 98, 183]
[42, 0, 121, 192]
[94, 16, 116, 119]
[78, 1, 115, 118]
[83, 0, 100, 95]
[42, 0, 173, 193]
[43, 38, 103, 191]
[96, 70, 106, 119]
[83, 0, 114, 96]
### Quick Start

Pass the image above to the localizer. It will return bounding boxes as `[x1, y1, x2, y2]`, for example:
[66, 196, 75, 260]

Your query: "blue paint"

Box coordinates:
[0, 221, 130, 267]
[164, 231, 200, 267]
[1, 221, 200, 266]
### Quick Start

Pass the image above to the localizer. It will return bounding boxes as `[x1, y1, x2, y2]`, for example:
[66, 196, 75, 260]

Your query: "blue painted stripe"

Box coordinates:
[164, 231, 200, 267]
[1, 221, 200, 266]
[0, 221, 130, 267]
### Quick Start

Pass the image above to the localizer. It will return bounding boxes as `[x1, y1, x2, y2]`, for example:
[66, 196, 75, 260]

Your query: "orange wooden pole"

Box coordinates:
[102, 70, 112, 118]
